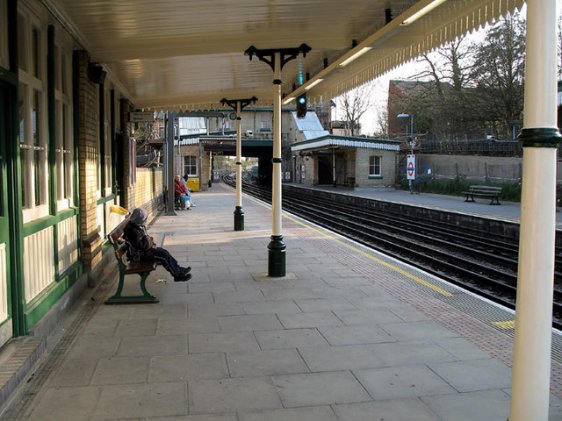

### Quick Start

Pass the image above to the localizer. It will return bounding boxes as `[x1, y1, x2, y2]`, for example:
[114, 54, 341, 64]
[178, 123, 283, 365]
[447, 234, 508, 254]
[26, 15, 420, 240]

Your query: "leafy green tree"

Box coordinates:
[390, 11, 526, 141]
[471, 11, 526, 139]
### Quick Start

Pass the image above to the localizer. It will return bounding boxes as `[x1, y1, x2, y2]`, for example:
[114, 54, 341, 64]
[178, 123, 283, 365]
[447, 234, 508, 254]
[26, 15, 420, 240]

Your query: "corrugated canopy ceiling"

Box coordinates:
[46, 0, 524, 110]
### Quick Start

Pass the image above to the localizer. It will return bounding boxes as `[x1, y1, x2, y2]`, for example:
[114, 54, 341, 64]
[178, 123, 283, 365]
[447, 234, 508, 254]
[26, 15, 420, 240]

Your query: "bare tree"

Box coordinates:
[374, 106, 388, 137]
[336, 82, 375, 136]
[406, 36, 481, 140]
[415, 37, 476, 95]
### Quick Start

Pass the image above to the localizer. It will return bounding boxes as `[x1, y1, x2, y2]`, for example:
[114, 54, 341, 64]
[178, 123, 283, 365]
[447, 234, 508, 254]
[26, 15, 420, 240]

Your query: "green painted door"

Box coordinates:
[0, 85, 12, 336]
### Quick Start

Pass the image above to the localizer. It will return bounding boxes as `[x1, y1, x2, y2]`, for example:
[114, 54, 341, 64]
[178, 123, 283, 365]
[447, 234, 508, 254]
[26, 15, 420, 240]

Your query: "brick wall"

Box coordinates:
[355, 149, 397, 187]
[75, 50, 103, 271]
[132, 168, 163, 211]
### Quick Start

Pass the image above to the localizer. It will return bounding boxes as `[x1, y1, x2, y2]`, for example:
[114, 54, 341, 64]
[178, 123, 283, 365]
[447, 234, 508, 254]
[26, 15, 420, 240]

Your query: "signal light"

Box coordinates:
[296, 93, 307, 118]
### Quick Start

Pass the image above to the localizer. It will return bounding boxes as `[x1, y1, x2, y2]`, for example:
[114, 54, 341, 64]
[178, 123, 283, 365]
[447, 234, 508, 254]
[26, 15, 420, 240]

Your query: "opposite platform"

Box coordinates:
[286, 183, 562, 229]
[3, 182, 562, 420]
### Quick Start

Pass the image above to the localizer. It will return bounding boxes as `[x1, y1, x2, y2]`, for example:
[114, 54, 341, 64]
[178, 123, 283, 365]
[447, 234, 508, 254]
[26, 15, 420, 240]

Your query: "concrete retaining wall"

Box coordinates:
[282, 184, 562, 246]
[417, 154, 523, 183]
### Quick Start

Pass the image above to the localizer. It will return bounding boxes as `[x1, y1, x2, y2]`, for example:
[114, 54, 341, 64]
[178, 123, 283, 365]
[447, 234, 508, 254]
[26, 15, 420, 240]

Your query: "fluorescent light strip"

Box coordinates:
[339, 47, 372, 67]
[305, 79, 324, 91]
[401, 0, 448, 26]
[282, 96, 295, 105]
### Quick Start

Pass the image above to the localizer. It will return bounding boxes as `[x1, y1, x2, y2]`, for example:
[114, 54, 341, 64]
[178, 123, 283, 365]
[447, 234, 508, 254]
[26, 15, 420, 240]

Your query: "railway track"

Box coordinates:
[223, 177, 562, 329]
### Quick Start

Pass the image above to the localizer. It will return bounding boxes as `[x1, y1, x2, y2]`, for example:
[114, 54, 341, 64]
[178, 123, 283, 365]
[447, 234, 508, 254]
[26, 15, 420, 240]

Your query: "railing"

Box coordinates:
[416, 139, 522, 157]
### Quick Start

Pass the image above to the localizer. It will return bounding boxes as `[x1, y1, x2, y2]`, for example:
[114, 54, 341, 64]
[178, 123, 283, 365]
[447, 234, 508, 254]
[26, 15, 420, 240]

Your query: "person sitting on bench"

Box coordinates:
[174, 175, 190, 210]
[124, 208, 192, 282]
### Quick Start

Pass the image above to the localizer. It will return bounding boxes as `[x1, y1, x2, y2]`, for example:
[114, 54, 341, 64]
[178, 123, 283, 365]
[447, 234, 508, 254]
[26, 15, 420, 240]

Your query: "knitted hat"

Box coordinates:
[130, 208, 148, 226]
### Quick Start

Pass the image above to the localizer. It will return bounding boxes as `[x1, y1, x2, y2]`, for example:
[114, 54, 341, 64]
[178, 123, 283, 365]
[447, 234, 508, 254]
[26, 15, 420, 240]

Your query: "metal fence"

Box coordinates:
[415, 139, 523, 157]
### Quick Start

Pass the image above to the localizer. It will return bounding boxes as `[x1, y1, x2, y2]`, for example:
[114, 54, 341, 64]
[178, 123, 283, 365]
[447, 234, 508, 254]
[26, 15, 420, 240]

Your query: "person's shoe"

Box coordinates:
[181, 266, 191, 274]
[174, 273, 192, 282]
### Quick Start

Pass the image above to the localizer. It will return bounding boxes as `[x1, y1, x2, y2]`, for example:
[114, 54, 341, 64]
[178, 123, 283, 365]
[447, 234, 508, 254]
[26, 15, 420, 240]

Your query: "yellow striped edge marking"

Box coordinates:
[493, 320, 515, 329]
[283, 213, 453, 297]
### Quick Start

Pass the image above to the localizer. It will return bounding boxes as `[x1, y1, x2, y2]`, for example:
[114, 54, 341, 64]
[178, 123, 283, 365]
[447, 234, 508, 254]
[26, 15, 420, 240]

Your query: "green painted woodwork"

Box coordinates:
[22, 208, 78, 237]
[0, 84, 13, 328]
[268, 235, 286, 277]
[6, 91, 25, 335]
[96, 194, 116, 206]
[234, 206, 244, 231]
[99, 85, 106, 196]
[24, 264, 82, 330]
[519, 127, 562, 148]
[47, 25, 60, 279]
[8, 0, 17, 73]
[5, 0, 25, 336]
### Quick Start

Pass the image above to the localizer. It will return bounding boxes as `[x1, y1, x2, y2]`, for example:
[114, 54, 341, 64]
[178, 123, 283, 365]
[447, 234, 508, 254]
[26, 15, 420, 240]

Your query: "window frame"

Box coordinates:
[0, 0, 8, 69]
[103, 83, 113, 196]
[54, 42, 73, 211]
[368, 155, 382, 178]
[18, 9, 49, 223]
[183, 155, 197, 177]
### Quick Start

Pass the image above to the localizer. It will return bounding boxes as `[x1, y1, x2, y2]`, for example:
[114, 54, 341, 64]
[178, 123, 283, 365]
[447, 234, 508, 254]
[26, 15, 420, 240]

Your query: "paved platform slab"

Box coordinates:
[3, 182, 562, 420]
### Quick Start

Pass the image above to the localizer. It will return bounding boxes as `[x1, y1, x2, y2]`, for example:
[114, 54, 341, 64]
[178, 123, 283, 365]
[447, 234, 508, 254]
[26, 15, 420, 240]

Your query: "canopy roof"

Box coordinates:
[291, 135, 400, 152]
[47, 0, 524, 110]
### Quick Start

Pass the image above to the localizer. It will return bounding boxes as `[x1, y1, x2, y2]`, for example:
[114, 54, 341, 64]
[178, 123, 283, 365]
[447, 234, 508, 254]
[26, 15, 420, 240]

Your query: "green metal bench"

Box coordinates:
[105, 219, 159, 304]
[463, 185, 502, 205]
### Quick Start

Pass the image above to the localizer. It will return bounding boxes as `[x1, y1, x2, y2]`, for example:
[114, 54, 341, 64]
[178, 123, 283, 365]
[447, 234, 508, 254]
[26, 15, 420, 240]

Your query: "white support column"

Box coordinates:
[268, 51, 286, 277]
[233, 101, 244, 231]
[209, 151, 213, 186]
[222, 96, 256, 231]
[236, 101, 242, 209]
[272, 52, 282, 237]
[244, 44, 310, 277]
[165, 112, 177, 215]
[509, 1, 561, 420]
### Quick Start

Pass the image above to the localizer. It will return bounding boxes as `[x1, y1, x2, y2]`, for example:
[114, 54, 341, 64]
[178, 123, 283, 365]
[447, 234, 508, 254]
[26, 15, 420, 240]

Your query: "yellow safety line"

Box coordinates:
[493, 320, 515, 329]
[283, 213, 453, 297]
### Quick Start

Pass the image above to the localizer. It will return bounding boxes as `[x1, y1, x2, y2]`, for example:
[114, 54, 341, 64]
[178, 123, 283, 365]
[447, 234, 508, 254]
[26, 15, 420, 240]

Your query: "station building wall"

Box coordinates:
[0, 0, 164, 349]
[355, 149, 397, 187]
[293, 148, 397, 187]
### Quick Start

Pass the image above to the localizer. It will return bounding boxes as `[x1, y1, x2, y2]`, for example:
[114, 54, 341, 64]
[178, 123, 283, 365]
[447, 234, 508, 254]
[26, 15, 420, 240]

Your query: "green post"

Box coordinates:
[234, 206, 244, 231]
[268, 235, 286, 277]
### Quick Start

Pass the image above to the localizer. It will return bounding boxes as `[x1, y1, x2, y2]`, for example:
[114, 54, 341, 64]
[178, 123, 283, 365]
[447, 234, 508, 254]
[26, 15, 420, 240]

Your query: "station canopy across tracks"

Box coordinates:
[48, 0, 525, 112]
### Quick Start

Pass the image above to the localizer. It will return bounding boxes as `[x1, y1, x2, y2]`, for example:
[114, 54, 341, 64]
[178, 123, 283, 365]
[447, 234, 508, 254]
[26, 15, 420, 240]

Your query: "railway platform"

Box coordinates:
[2, 182, 562, 420]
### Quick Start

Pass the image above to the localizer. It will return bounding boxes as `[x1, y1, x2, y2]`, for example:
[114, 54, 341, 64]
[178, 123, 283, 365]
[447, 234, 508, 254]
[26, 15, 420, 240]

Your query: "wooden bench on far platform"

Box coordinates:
[105, 218, 159, 304]
[463, 185, 502, 205]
